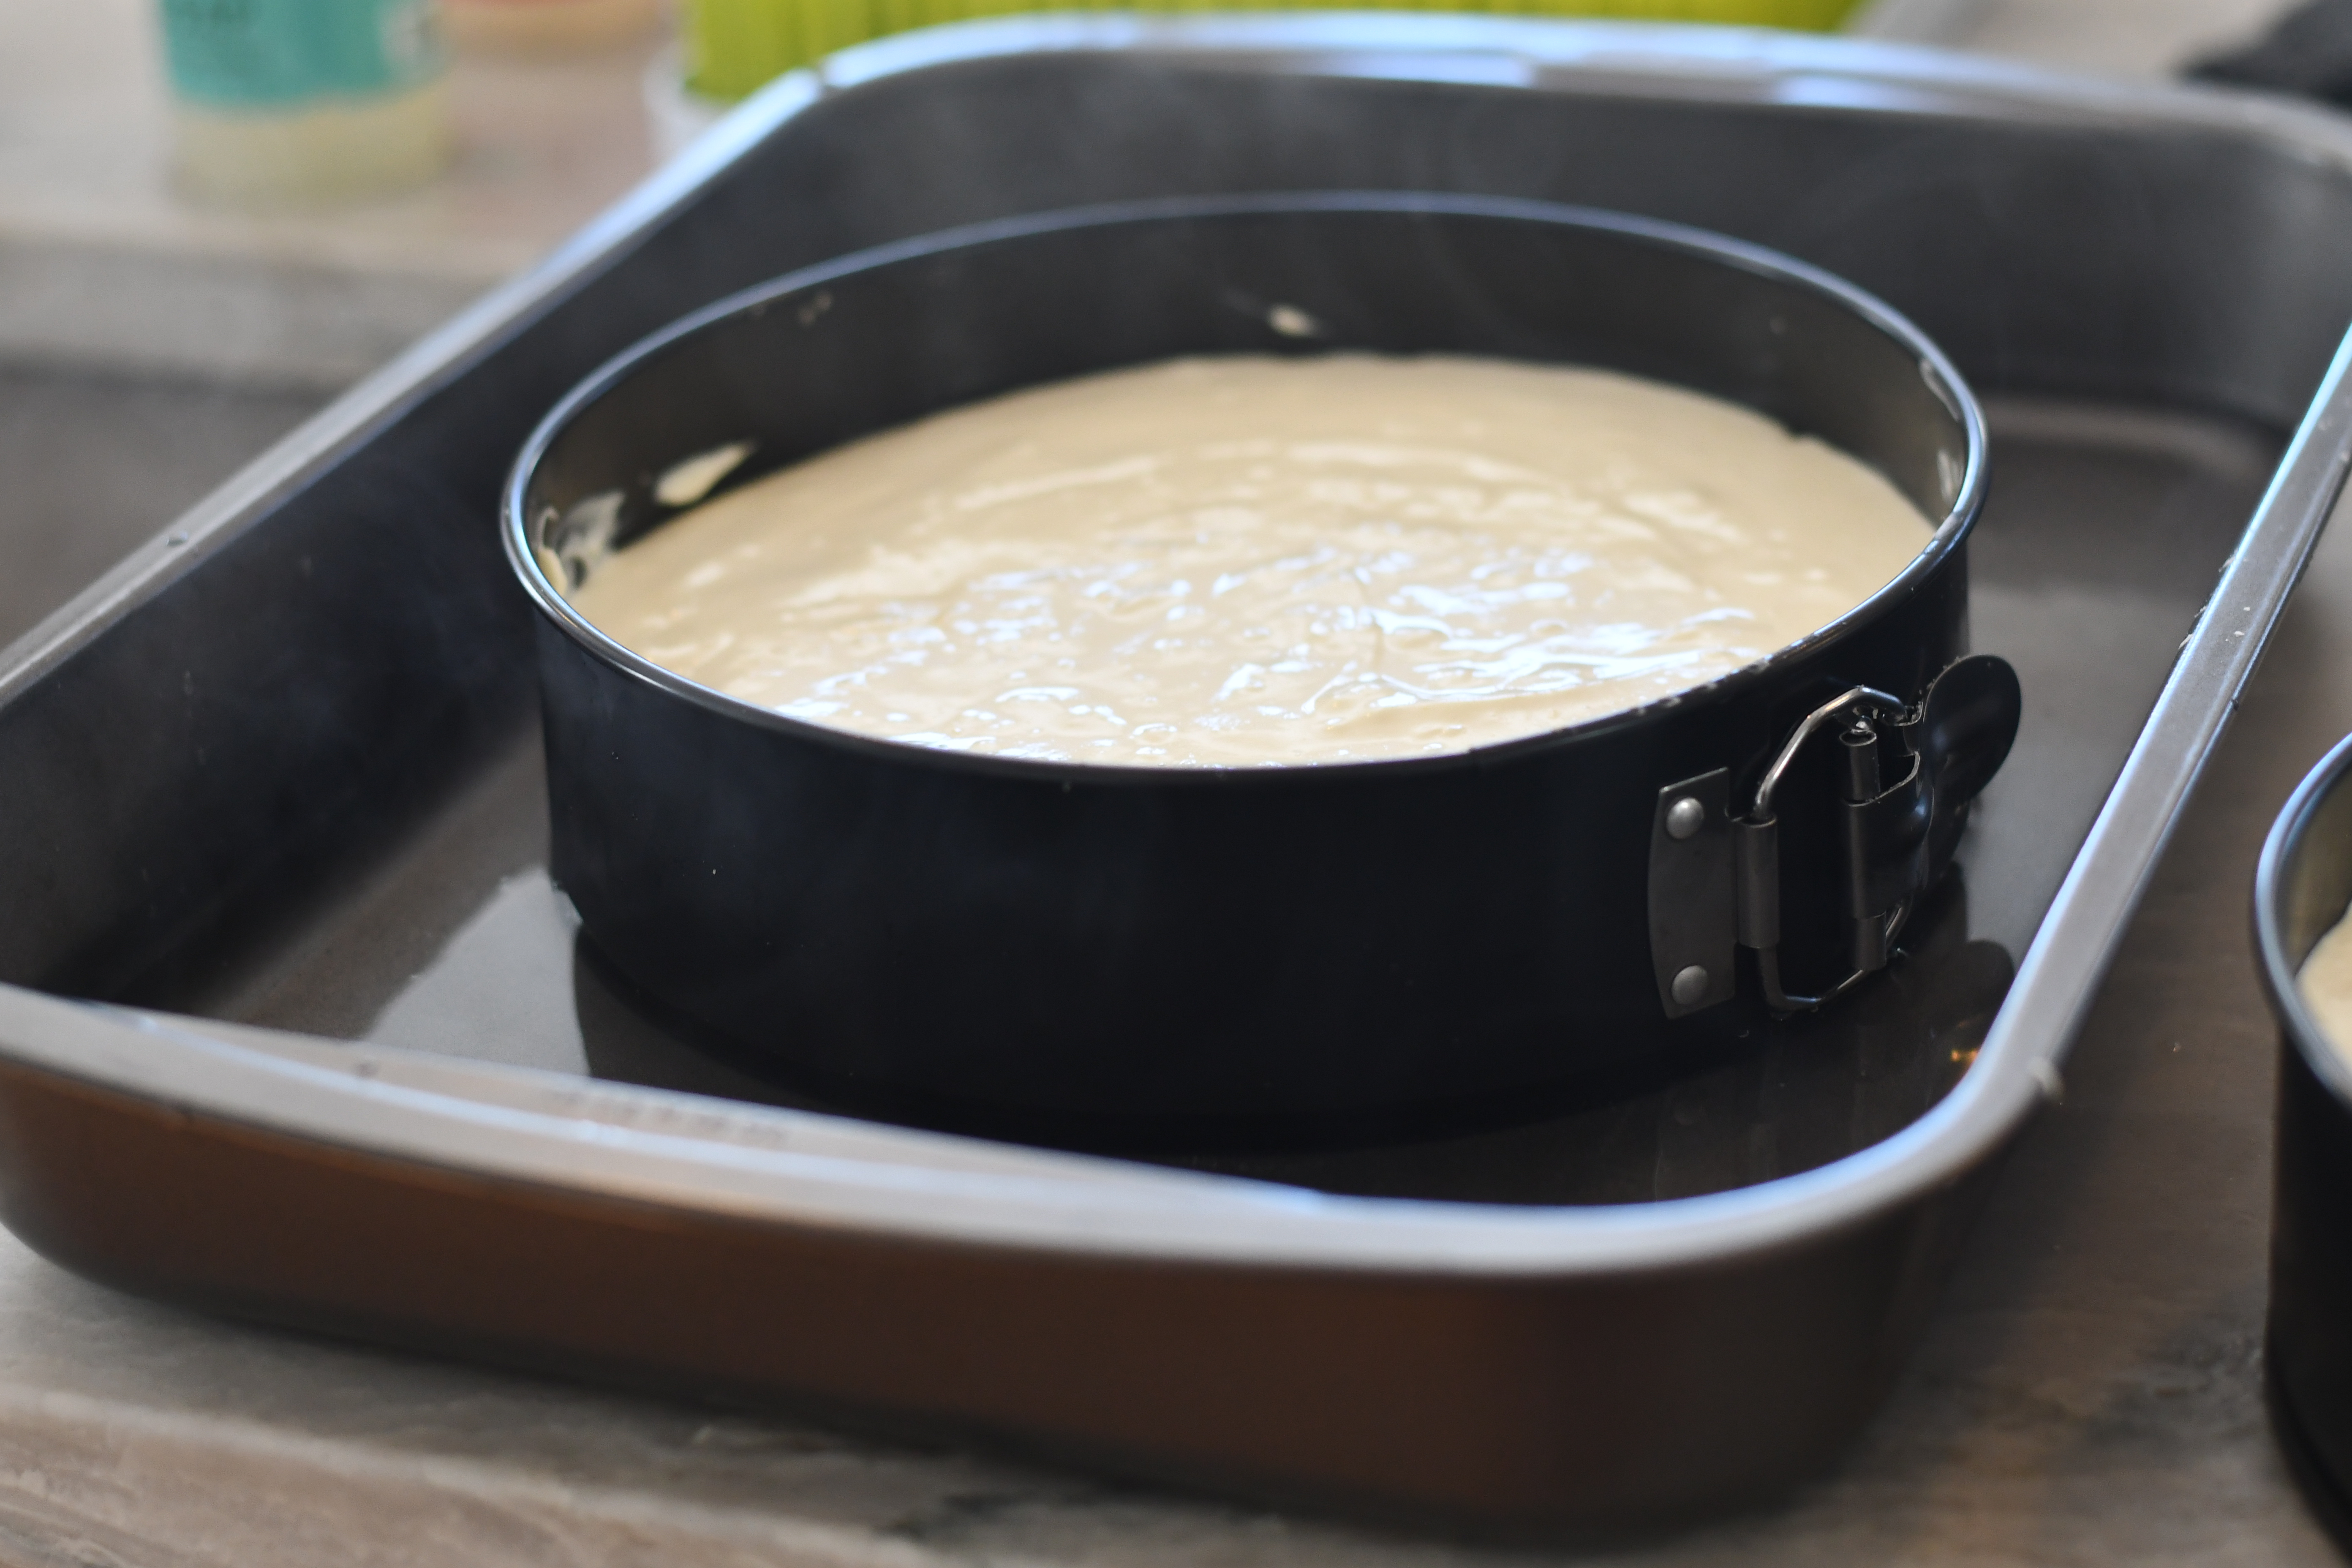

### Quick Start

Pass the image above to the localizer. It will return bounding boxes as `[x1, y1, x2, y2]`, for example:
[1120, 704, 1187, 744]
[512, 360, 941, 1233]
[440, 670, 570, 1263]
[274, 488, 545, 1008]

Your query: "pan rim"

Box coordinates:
[501, 188, 1990, 787]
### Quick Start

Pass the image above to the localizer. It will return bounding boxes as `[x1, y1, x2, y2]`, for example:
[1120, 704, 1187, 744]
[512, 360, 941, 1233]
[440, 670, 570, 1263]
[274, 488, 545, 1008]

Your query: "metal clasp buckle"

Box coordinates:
[1646, 656, 2019, 1022]
[1735, 686, 1922, 1013]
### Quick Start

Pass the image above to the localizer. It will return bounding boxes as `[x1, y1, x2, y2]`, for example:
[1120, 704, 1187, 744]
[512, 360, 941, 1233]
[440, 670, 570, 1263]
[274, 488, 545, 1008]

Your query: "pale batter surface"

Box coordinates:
[569, 355, 1935, 767]
[2303, 907, 2352, 1056]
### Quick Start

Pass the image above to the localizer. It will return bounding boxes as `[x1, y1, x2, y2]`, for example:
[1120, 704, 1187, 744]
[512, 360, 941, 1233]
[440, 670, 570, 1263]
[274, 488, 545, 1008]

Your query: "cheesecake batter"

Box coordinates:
[567, 354, 1936, 768]
[2304, 907, 2352, 1053]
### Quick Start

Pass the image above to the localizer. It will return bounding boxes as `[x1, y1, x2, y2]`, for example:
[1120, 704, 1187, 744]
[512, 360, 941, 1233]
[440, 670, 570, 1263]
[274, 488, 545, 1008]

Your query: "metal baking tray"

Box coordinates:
[2, 16, 2349, 1535]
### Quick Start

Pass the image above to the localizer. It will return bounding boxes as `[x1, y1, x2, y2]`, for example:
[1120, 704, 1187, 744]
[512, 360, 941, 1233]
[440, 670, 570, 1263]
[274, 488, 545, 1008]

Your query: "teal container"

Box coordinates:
[154, 0, 452, 206]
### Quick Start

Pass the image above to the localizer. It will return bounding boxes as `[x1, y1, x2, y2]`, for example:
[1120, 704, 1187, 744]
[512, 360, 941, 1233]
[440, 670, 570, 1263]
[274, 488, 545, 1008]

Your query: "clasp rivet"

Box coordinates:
[1666, 796, 1705, 840]
[1671, 965, 1710, 1006]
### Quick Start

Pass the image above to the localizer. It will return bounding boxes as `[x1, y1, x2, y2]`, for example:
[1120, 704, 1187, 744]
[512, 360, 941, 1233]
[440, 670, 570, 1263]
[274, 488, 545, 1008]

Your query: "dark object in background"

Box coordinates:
[2256, 732, 2352, 1554]
[2186, 0, 2352, 103]
[511, 192, 2012, 1149]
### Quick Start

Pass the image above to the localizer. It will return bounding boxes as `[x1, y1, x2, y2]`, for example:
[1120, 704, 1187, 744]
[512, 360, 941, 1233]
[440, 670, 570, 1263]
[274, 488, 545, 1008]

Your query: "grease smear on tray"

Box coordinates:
[568, 355, 1932, 766]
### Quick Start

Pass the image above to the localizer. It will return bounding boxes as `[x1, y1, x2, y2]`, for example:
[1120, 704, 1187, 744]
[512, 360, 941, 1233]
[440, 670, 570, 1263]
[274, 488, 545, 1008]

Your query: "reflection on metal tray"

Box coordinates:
[0, 16, 2346, 1534]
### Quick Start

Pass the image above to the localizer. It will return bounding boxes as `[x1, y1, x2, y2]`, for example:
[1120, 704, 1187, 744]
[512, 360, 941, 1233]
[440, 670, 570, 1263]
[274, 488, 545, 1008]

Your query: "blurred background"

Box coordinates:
[0, 0, 2309, 655]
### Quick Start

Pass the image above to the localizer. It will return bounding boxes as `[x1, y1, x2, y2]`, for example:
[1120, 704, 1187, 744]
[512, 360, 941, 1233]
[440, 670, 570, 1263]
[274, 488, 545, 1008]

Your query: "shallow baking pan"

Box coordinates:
[1, 16, 2349, 1535]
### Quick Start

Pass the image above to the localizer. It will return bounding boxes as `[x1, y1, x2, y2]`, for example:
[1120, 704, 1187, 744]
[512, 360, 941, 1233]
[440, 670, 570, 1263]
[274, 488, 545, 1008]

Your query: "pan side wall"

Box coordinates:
[539, 552, 1970, 1127]
[0, 1052, 2004, 1533]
